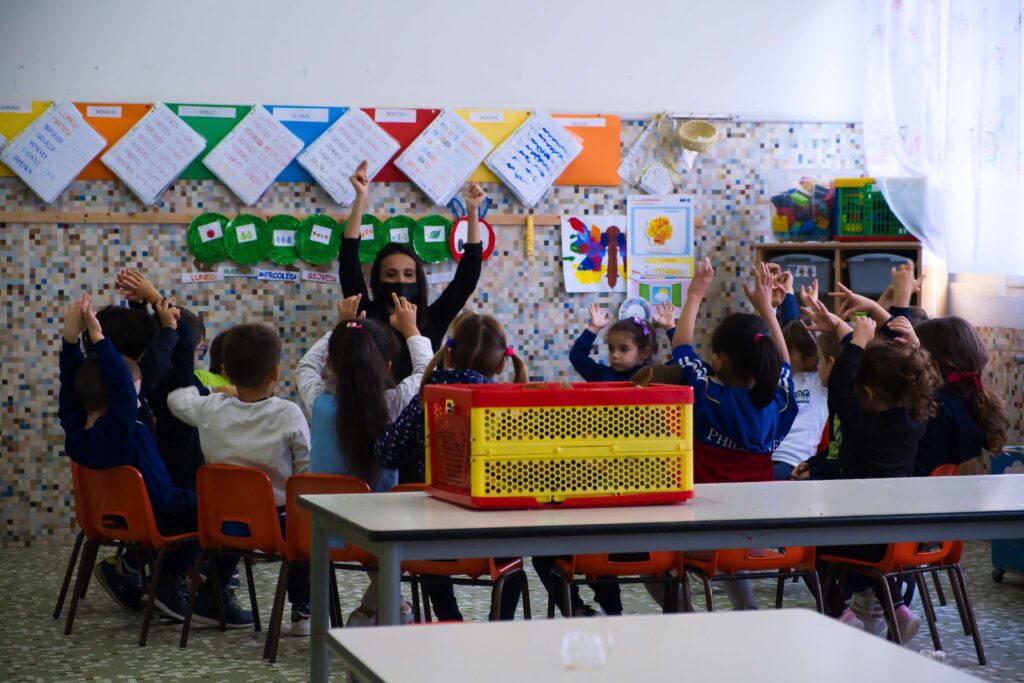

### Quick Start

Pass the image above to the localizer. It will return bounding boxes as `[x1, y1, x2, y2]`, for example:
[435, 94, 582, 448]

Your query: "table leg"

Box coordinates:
[377, 544, 401, 626]
[310, 515, 330, 682]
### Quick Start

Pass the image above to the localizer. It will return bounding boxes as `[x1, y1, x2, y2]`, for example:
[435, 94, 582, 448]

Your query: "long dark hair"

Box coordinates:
[368, 243, 430, 327]
[711, 313, 781, 408]
[916, 317, 1009, 452]
[856, 341, 939, 422]
[328, 319, 397, 471]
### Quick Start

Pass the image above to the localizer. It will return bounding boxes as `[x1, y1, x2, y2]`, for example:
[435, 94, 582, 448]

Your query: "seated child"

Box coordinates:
[168, 323, 310, 633]
[569, 303, 675, 381]
[790, 322, 843, 481]
[375, 312, 529, 622]
[194, 330, 231, 390]
[59, 294, 248, 626]
[771, 320, 829, 480]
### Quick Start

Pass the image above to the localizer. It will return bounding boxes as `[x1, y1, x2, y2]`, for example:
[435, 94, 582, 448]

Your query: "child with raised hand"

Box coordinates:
[770, 319, 829, 480]
[878, 262, 928, 326]
[374, 312, 529, 622]
[297, 292, 431, 491]
[790, 307, 845, 482]
[569, 303, 674, 381]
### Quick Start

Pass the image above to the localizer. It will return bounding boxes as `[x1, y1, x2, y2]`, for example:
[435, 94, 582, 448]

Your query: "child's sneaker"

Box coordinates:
[850, 589, 886, 636]
[571, 604, 604, 618]
[346, 605, 377, 627]
[401, 601, 415, 625]
[838, 608, 864, 630]
[93, 556, 144, 612]
[152, 574, 189, 622]
[291, 602, 310, 637]
[895, 605, 921, 643]
[193, 586, 254, 628]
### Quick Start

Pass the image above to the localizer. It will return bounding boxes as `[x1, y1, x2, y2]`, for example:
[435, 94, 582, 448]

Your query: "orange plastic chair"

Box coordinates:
[550, 552, 687, 617]
[54, 463, 91, 619]
[393, 483, 532, 623]
[63, 464, 198, 646]
[179, 465, 285, 648]
[684, 545, 822, 613]
[820, 463, 985, 663]
[263, 474, 376, 663]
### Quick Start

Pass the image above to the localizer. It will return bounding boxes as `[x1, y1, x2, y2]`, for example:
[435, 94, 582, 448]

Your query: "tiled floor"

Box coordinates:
[1, 541, 1021, 682]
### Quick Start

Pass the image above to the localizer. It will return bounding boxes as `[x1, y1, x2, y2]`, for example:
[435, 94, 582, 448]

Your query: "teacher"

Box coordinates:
[338, 161, 487, 381]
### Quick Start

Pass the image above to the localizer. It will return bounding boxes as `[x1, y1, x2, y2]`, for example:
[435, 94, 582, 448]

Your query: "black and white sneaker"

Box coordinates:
[152, 574, 190, 622]
[291, 602, 311, 637]
[93, 556, 144, 612]
[192, 586, 254, 628]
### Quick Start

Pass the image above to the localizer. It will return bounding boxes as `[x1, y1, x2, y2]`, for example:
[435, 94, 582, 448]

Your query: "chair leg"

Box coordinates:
[700, 573, 715, 612]
[871, 570, 902, 646]
[64, 539, 100, 635]
[180, 551, 205, 648]
[952, 564, 987, 666]
[265, 562, 290, 664]
[140, 546, 170, 647]
[931, 569, 947, 607]
[804, 571, 825, 614]
[208, 556, 226, 631]
[663, 575, 679, 614]
[54, 530, 85, 619]
[243, 557, 261, 633]
[329, 568, 343, 628]
[410, 578, 421, 624]
[421, 580, 433, 623]
[681, 573, 693, 613]
[520, 570, 532, 620]
[775, 575, 786, 609]
[546, 571, 556, 619]
[914, 572, 942, 652]
[820, 564, 836, 613]
[558, 570, 573, 619]
[946, 566, 971, 636]
[491, 574, 506, 622]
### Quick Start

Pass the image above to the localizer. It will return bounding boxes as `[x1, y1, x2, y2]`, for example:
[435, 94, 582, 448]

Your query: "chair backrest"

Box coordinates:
[286, 474, 373, 563]
[572, 552, 684, 580]
[73, 464, 162, 546]
[196, 464, 285, 554]
[890, 462, 961, 566]
[390, 483, 427, 493]
[930, 463, 959, 477]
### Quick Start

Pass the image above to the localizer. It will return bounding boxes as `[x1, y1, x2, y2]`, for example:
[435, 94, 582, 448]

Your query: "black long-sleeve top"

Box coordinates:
[339, 237, 483, 381]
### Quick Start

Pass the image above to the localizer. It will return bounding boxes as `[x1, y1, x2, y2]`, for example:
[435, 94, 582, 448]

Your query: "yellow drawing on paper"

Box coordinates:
[646, 216, 673, 245]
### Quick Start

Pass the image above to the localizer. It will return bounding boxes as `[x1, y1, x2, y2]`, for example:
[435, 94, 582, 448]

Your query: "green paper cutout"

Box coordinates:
[187, 212, 229, 263]
[166, 103, 253, 180]
[358, 214, 386, 264]
[383, 215, 417, 251]
[224, 214, 271, 265]
[413, 215, 453, 264]
[296, 214, 342, 266]
[267, 215, 300, 265]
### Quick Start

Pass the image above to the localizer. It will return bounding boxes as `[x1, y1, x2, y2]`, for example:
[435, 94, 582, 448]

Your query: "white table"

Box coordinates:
[300, 475, 1024, 682]
[327, 609, 983, 682]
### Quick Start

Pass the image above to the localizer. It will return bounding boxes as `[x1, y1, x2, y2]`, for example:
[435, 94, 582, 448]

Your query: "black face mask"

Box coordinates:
[376, 281, 420, 304]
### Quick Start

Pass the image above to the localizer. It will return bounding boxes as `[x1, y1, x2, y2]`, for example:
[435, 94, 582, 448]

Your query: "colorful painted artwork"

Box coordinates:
[560, 215, 627, 293]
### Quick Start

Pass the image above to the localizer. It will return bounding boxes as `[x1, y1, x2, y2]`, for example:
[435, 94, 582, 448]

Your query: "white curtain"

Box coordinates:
[863, 0, 1024, 276]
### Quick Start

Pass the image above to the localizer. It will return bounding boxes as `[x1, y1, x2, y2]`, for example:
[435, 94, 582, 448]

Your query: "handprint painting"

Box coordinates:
[560, 215, 627, 293]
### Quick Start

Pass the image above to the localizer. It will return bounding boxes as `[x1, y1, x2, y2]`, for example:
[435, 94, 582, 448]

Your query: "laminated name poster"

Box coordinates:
[202, 106, 303, 205]
[626, 195, 695, 279]
[296, 107, 400, 206]
[100, 103, 207, 205]
[0, 101, 107, 203]
[485, 111, 582, 207]
[394, 109, 493, 207]
[267, 104, 347, 182]
[0, 101, 52, 176]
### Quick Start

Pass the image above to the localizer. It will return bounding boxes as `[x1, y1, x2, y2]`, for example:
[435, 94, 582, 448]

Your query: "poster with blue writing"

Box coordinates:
[265, 105, 347, 182]
[485, 111, 582, 207]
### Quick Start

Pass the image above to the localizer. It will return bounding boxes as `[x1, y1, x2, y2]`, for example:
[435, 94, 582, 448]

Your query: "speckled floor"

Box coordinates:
[1, 541, 1021, 682]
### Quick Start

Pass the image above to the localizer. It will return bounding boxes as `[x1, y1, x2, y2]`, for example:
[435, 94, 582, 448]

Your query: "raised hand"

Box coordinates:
[688, 258, 715, 300]
[799, 278, 819, 307]
[63, 298, 86, 343]
[891, 262, 925, 308]
[465, 181, 487, 211]
[82, 293, 104, 343]
[651, 303, 676, 329]
[850, 314, 877, 348]
[155, 296, 178, 330]
[801, 297, 841, 333]
[349, 160, 370, 197]
[888, 316, 920, 348]
[337, 294, 365, 322]
[388, 293, 419, 338]
[116, 269, 160, 306]
[587, 303, 611, 332]
[741, 262, 775, 315]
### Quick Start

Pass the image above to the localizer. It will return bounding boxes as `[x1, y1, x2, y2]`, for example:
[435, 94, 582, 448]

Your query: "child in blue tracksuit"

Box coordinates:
[59, 294, 248, 626]
[569, 303, 675, 382]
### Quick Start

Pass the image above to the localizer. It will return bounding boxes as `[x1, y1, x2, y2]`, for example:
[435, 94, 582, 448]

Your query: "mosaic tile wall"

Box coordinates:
[2, 121, 878, 546]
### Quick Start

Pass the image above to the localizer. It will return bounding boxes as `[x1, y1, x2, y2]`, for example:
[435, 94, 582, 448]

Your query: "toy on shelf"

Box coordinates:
[424, 382, 694, 509]
[770, 176, 834, 241]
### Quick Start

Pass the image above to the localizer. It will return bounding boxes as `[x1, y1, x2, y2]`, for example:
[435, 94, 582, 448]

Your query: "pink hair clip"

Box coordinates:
[505, 346, 515, 357]
[753, 332, 767, 343]
[346, 322, 363, 329]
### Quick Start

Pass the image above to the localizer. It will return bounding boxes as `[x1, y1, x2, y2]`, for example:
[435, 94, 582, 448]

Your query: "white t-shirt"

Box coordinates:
[167, 389, 311, 506]
[771, 371, 828, 468]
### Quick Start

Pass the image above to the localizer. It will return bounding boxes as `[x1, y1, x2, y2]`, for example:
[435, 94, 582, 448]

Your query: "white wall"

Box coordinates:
[0, 0, 864, 122]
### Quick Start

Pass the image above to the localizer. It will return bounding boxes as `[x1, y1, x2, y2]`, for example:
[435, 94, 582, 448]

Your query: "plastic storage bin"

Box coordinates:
[768, 254, 832, 303]
[424, 382, 694, 509]
[834, 178, 917, 241]
[847, 253, 911, 298]
[991, 448, 1024, 583]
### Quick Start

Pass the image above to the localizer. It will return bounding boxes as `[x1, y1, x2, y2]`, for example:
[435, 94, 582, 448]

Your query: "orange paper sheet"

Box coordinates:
[553, 114, 621, 186]
[73, 103, 153, 180]
[454, 109, 530, 182]
[0, 101, 52, 176]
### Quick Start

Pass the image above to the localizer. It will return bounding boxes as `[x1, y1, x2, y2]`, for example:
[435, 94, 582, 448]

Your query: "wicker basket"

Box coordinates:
[677, 120, 719, 153]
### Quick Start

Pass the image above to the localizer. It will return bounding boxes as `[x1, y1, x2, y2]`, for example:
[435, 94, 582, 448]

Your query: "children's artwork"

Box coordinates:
[165, 103, 253, 180]
[449, 217, 496, 262]
[560, 215, 627, 293]
[73, 103, 153, 180]
[0, 101, 107, 203]
[552, 114, 621, 186]
[627, 276, 692, 317]
[295, 214, 342, 266]
[266, 105, 348, 182]
[0, 101, 52, 176]
[296, 108, 400, 205]
[202, 106, 304, 205]
[362, 108, 441, 181]
[187, 212, 230, 263]
[394, 109, 493, 207]
[626, 195, 695, 279]
[484, 111, 583, 207]
[101, 103, 207, 206]
[224, 214, 271, 265]
[454, 109, 530, 182]
[267, 214, 300, 265]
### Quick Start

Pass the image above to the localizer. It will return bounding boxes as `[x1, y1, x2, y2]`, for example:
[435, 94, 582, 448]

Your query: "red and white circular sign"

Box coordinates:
[449, 217, 496, 261]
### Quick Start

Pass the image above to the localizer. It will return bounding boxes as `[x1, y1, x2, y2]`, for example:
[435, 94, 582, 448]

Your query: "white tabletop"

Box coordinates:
[327, 610, 982, 682]
[300, 475, 1024, 542]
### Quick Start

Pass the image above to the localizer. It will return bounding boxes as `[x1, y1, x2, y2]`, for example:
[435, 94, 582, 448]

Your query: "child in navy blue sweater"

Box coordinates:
[59, 294, 249, 627]
[570, 303, 674, 381]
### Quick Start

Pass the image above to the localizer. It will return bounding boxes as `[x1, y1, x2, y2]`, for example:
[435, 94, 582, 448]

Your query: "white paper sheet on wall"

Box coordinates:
[202, 105, 304, 205]
[484, 111, 582, 207]
[0, 101, 107, 203]
[394, 109, 493, 207]
[100, 103, 206, 206]
[296, 108, 400, 206]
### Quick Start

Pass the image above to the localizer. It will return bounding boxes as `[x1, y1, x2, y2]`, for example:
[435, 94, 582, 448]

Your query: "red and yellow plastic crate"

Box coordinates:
[424, 382, 694, 509]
